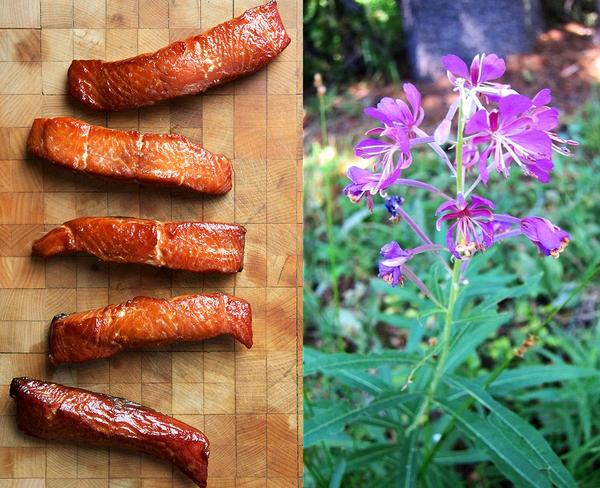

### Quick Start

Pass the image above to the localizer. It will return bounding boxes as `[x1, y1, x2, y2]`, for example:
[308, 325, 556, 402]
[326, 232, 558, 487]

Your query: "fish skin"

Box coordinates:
[28, 117, 232, 194]
[32, 217, 246, 273]
[10, 377, 209, 487]
[68, 1, 291, 111]
[50, 292, 253, 365]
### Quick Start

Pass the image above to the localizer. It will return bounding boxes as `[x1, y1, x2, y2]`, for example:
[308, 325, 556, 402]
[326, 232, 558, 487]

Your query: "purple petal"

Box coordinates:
[499, 94, 532, 121]
[511, 130, 552, 156]
[364, 107, 392, 126]
[532, 88, 552, 107]
[403, 83, 421, 115]
[478, 54, 506, 83]
[355, 138, 393, 159]
[442, 54, 469, 79]
[465, 110, 489, 134]
[535, 107, 559, 132]
[446, 223, 461, 259]
[470, 195, 496, 210]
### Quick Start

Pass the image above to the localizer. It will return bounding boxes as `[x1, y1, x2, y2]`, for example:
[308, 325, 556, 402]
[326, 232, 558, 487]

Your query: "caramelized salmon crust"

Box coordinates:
[27, 117, 232, 194]
[32, 217, 246, 273]
[68, 1, 291, 111]
[10, 377, 209, 487]
[50, 292, 253, 365]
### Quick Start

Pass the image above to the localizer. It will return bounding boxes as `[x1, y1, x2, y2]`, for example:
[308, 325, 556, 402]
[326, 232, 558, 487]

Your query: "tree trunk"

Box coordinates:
[401, 0, 544, 79]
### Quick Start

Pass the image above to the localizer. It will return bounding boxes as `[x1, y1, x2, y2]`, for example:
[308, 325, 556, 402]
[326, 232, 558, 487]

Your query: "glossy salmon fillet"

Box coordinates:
[10, 377, 209, 487]
[32, 217, 246, 273]
[27, 118, 232, 194]
[68, 1, 290, 111]
[50, 292, 252, 364]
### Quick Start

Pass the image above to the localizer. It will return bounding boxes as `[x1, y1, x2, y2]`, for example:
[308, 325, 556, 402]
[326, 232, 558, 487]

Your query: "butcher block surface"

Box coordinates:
[0, 0, 302, 486]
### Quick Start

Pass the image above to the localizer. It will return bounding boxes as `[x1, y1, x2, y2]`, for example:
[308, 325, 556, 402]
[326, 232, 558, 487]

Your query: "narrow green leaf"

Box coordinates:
[304, 391, 418, 448]
[438, 402, 551, 487]
[329, 459, 346, 488]
[443, 376, 577, 488]
[304, 347, 420, 376]
[397, 431, 418, 488]
[489, 365, 600, 393]
[444, 312, 511, 373]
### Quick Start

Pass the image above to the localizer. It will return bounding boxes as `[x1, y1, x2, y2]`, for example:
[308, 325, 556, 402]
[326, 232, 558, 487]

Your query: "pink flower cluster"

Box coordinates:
[344, 53, 574, 287]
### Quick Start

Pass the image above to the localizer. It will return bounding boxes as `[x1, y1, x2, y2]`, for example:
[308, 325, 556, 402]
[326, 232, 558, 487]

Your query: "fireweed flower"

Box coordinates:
[343, 166, 401, 210]
[520, 216, 570, 258]
[436, 194, 495, 259]
[343, 52, 574, 290]
[435, 53, 514, 143]
[378, 241, 412, 287]
[465, 94, 554, 184]
[350, 84, 439, 200]
[529, 88, 578, 157]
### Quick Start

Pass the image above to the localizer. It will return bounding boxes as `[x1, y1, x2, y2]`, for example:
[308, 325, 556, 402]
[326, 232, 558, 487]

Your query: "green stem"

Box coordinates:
[409, 97, 467, 431]
[409, 259, 461, 430]
[319, 93, 329, 146]
[324, 165, 340, 351]
[417, 259, 600, 478]
[455, 98, 465, 194]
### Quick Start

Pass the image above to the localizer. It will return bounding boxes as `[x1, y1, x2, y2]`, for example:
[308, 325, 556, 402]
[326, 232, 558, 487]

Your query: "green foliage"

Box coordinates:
[304, 0, 405, 88]
[303, 94, 600, 486]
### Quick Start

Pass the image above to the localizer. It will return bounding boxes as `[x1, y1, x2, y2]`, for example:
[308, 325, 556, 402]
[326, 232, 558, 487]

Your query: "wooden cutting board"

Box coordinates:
[0, 0, 302, 486]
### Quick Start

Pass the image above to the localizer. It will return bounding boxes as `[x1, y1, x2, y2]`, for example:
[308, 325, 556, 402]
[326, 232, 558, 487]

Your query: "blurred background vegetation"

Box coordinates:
[304, 0, 600, 486]
[304, 0, 599, 90]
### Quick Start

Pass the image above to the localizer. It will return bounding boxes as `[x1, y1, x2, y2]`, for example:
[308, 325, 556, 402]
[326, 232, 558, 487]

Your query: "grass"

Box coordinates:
[303, 89, 600, 486]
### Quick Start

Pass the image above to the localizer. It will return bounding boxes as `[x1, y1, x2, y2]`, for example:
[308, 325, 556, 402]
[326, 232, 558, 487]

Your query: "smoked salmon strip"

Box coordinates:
[50, 292, 252, 365]
[32, 217, 246, 273]
[10, 377, 210, 487]
[27, 117, 232, 194]
[68, 1, 291, 111]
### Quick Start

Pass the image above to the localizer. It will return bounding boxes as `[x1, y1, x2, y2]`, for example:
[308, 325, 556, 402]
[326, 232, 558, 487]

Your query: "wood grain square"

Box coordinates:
[74, 0, 106, 28]
[107, 0, 139, 28]
[236, 415, 267, 477]
[47, 445, 78, 478]
[0, 1, 40, 28]
[0, 63, 41, 95]
[0, 29, 41, 62]
[267, 63, 297, 95]
[42, 29, 74, 61]
[73, 29, 106, 59]
[266, 415, 297, 477]
[139, 0, 169, 29]
[172, 351, 203, 383]
[204, 415, 236, 477]
[0, 95, 41, 127]
[0, 160, 42, 193]
[201, 0, 232, 28]
[172, 383, 203, 414]
[0, 194, 43, 224]
[106, 29, 138, 61]
[109, 450, 142, 479]
[169, 0, 201, 29]
[141, 382, 172, 413]
[266, 224, 297, 287]
[236, 381, 266, 415]
[41, 0, 74, 29]
[141, 352, 172, 383]
[203, 382, 235, 414]
[42, 61, 70, 95]
[0, 321, 46, 353]
[234, 159, 266, 223]
[0, 447, 46, 477]
[0, 257, 44, 288]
